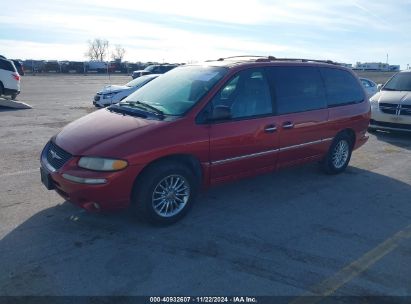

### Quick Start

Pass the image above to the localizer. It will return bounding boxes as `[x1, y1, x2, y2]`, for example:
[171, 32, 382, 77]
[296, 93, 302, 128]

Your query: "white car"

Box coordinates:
[369, 70, 411, 132]
[93, 74, 159, 107]
[360, 77, 378, 97]
[0, 56, 20, 100]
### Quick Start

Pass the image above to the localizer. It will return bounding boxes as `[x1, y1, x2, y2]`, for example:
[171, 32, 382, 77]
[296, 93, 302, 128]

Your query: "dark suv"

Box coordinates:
[40, 56, 370, 225]
[131, 64, 178, 79]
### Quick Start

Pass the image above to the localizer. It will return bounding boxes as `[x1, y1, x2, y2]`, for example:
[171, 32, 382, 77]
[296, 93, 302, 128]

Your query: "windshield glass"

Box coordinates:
[383, 72, 411, 91]
[126, 75, 155, 87]
[122, 65, 228, 115]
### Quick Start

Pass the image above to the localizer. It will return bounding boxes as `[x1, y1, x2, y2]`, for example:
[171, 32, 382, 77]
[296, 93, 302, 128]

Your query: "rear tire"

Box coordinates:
[11, 93, 17, 100]
[321, 133, 353, 174]
[131, 161, 198, 225]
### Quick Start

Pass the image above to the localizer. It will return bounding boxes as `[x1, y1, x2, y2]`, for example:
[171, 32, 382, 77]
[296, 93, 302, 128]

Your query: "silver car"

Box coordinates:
[369, 70, 411, 132]
[93, 74, 159, 107]
[360, 77, 378, 97]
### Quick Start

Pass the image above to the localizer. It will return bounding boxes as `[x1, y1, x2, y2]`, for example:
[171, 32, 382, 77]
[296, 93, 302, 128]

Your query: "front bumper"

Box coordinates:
[40, 143, 144, 212]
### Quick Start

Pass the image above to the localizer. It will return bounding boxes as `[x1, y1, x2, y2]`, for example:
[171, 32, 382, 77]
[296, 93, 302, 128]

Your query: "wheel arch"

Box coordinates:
[131, 153, 203, 199]
[336, 128, 356, 148]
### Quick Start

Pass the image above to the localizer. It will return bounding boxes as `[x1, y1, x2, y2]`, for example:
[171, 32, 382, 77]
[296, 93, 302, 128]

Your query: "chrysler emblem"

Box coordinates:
[50, 150, 62, 160]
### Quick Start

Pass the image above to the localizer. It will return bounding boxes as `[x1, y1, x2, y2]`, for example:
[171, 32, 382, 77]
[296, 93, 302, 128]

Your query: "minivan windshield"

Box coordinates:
[383, 72, 411, 91]
[122, 65, 228, 115]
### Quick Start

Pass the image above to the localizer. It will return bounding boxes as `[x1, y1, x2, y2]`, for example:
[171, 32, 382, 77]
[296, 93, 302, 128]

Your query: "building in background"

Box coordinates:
[354, 62, 400, 72]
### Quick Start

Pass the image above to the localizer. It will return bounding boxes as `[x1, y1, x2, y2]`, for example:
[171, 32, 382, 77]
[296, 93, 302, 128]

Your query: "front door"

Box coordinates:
[207, 68, 280, 183]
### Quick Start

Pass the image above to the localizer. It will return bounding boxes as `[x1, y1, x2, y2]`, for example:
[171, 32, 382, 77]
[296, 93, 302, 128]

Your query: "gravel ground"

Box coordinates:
[0, 75, 410, 299]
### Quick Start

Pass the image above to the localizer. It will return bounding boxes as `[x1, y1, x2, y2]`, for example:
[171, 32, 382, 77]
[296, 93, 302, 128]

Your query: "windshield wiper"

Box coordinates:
[107, 104, 147, 118]
[123, 101, 165, 118]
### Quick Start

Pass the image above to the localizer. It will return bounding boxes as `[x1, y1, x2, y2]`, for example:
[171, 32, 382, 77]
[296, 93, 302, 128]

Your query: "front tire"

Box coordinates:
[321, 133, 352, 174]
[132, 161, 198, 225]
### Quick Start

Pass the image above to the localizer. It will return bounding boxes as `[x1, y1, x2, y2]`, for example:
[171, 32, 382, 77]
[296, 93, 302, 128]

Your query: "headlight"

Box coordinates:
[102, 92, 118, 99]
[78, 157, 128, 171]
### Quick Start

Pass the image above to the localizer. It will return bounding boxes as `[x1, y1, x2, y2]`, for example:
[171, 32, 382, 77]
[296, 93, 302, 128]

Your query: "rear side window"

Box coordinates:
[320, 68, 364, 107]
[267, 66, 327, 114]
[0, 59, 15, 72]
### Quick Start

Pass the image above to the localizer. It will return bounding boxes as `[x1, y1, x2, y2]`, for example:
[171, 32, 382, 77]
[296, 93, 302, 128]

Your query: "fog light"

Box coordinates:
[62, 174, 107, 184]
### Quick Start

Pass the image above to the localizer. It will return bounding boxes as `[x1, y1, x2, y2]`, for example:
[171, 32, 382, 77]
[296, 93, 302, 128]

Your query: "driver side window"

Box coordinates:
[210, 69, 273, 120]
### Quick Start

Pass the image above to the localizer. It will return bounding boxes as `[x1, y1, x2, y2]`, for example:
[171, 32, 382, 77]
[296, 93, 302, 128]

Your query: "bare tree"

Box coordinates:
[85, 38, 109, 61]
[111, 45, 126, 61]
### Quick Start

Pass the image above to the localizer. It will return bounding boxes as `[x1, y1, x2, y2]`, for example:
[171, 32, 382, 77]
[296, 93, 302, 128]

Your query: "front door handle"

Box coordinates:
[264, 124, 277, 133]
[282, 121, 294, 129]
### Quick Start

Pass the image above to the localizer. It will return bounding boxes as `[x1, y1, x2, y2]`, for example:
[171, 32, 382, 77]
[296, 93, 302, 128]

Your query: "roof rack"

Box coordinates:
[212, 55, 338, 65]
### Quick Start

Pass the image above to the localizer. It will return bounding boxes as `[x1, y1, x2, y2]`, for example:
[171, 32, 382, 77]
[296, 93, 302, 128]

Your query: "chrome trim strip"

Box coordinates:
[279, 139, 322, 151]
[212, 148, 279, 165]
[211, 138, 334, 165]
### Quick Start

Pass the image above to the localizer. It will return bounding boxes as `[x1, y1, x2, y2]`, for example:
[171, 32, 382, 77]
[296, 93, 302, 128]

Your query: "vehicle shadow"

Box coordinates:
[371, 129, 411, 151]
[0, 106, 28, 112]
[1, 165, 411, 296]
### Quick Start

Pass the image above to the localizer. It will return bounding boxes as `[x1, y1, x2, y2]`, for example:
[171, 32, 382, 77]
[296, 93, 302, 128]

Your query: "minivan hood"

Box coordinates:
[373, 91, 411, 105]
[98, 85, 129, 94]
[55, 109, 162, 157]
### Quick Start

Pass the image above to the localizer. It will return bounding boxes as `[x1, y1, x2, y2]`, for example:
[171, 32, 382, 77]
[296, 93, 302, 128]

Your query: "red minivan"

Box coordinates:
[40, 56, 370, 224]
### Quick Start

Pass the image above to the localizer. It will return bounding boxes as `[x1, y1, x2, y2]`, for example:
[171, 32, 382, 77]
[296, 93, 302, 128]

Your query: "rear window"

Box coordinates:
[0, 59, 16, 72]
[267, 66, 327, 114]
[320, 68, 364, 107]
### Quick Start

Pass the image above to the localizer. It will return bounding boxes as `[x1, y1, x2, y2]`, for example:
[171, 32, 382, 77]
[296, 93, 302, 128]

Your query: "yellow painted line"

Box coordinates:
[290, 223, 411, 304]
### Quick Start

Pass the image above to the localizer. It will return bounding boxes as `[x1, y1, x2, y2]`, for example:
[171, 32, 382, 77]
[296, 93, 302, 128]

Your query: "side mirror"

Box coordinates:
[377, 84, 383, 91]
[209, 105, 231, 121]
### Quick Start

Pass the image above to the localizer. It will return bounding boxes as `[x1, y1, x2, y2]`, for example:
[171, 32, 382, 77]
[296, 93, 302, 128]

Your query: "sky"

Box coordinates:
[1, 0, 411, 68]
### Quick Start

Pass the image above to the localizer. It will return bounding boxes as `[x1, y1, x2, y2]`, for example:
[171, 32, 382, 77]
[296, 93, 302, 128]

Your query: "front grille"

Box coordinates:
[46, 142, 72, 170]
[401, 104, 411, 116]
[94, 94, 101, 101]
[379, 103, 397, 115]
[379, 103, 411, 116]
[370, 120, 411, 130]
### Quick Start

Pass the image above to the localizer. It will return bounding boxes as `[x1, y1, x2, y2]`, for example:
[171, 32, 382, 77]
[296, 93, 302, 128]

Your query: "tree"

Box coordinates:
[85, 38, 109, 61]
[111, 45, 126, 61]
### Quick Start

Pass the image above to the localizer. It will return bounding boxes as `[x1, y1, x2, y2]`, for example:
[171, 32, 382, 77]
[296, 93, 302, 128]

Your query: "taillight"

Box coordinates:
[12, 73, 20, 81]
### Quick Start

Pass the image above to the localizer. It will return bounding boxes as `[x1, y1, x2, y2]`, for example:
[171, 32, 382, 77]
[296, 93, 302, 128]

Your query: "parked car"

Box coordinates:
[61, 61, 84, 73]
[360, 77, 377, 97]
[131, 64, 178, 79]
[43, 60, 61, 73]
[0, 56, 20, 100]
[11, 60, 24, 76]
[93, 74, 160, 107]
[369, 70, 411, 132]
[40, 56, 370, 225]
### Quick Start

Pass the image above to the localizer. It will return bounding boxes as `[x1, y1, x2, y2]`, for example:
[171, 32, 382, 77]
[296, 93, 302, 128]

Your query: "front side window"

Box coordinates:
[383, 72, 411, 91]
[210, 69, 273, 120]
[267, 66, 327, 114]
[320, 68, 364, 107]
[123, 65, 228, 115]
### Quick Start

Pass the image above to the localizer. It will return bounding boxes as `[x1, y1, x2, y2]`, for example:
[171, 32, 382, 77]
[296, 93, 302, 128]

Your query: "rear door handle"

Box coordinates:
[282, 121, 294, 129]
[264, 124, 277, 133]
